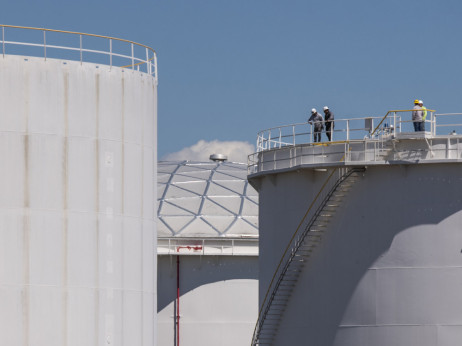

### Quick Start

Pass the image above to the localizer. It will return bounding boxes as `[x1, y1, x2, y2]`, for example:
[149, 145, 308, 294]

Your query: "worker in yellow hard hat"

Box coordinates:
[412, 99, 424, 132]
[419, 100, 427, 131]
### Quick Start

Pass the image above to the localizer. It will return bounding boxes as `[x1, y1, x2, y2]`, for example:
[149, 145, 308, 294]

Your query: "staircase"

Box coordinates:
[251, 167, 365, 345]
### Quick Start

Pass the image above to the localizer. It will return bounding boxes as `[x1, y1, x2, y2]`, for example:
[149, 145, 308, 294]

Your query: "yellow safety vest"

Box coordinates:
[422, 106, 427, 121]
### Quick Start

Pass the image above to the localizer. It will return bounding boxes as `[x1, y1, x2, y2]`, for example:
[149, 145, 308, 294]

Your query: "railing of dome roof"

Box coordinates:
[0, 24, 157, 82]
[157, 237, 259, 256]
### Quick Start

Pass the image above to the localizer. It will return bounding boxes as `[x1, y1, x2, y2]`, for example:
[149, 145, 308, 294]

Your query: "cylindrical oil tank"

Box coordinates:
[0, 51, 157, 345]
[254, 162, 462, 346]
[157, 161, 259, 346]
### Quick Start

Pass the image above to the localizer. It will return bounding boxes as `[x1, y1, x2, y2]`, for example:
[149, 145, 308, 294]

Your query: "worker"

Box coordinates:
[308, 108, 324, 143]
[323, 106, 335, 141]
[412, 99, 424, 132]
[419, 100, 427, 131]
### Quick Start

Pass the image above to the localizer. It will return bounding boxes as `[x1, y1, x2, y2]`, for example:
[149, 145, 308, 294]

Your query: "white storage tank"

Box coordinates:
[250, 114, 462, 345]
[0, 26, 157, 346]
[157, 159, 259, 346]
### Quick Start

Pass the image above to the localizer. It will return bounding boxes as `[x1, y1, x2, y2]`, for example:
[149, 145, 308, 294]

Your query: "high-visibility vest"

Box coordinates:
[422, 106, 427, 121]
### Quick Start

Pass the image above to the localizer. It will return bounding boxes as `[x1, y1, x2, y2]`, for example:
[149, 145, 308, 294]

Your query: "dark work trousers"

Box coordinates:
[413, 121, 424, 132]
[325, 121, 334, 141]
[313, 130, 321, 142]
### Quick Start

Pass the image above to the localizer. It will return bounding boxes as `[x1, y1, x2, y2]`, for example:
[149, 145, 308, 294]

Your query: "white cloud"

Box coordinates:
[162, 140, 255, 163]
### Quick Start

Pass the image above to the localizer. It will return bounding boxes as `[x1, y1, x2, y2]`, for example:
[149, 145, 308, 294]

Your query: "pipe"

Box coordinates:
[176, 255, 180, 346]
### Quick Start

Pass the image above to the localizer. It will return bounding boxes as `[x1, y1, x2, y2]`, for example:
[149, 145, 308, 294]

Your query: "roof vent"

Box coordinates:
[210, 154, 228, 162]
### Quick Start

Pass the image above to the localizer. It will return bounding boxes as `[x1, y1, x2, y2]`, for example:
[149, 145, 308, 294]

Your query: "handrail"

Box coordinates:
[0, 24, 156, 52]
[251, 163, 346, 345]
[0, 24, 157, 79]
[371, 109, 436, 135]
[255, 109, 440, 152]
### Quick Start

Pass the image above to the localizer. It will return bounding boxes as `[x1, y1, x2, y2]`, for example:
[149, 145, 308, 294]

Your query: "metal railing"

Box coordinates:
[0, 24, 157, 80]
[157, 237, 259, 256]
[256, 110, 439, 152]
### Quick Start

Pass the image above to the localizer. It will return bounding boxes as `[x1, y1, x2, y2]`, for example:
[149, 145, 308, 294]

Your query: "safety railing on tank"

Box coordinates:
[256, 110, 438, 153]
[433, 113, 462, 136]
[0, 24, 157, 81]
[248, 110, 457, 174]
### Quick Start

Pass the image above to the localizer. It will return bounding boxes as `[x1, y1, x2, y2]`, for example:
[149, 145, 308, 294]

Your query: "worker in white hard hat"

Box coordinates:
[323, 106, 335, 141]
[412, 99, 424, 132]
[308, 108, 324, 143]
[419, 100, 427, 131]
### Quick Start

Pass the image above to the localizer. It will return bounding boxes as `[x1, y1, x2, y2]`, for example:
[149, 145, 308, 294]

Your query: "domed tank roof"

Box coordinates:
[157, 160, 258, 238]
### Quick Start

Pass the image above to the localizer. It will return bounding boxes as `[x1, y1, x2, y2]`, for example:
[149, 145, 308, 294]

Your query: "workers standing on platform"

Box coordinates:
[308, 108, 324, 143]
[323, 106, 335, 141]
[419, 100, 427, 131]
[412, 99, 424, 132]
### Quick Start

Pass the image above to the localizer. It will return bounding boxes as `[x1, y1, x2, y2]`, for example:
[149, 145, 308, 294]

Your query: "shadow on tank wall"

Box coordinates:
[157, 255, 258, 312]
[274, 164, 462, 345]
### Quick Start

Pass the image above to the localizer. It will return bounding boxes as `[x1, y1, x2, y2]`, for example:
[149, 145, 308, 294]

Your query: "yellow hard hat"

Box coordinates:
[414, 99, 419, 104]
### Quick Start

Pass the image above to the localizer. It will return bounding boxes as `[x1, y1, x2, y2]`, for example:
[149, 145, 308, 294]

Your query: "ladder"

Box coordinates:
[251, 167, 365, 345]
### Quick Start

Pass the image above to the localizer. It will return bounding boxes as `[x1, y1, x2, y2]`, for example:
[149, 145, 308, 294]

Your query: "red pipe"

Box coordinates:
[176, 255, 180, 346]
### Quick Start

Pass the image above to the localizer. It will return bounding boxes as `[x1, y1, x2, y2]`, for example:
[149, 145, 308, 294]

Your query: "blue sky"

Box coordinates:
[3, 0, 462, 159]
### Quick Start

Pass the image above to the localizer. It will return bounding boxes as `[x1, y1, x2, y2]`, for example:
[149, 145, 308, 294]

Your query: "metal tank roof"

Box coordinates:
[157, 160, 259, 239]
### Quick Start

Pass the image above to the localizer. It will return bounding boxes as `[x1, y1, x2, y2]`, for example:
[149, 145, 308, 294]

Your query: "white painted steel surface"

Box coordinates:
[0, 55, 157, 345]
[157, 256, 258, 346]
[158, 161, 258, 240]
[253, 160, 462, 345]
[157, 161, 259, 346]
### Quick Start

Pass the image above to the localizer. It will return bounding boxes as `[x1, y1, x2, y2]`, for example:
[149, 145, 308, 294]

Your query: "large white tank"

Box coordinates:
[250, 115, 462, 345]
[0, 26, 157, 346]
[157, 160, 259, 346]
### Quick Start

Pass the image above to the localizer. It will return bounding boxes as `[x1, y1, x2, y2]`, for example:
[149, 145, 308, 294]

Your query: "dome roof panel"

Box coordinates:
[160, 198, 201, 216]
[211, 171, 244, 181]
[163, 184, 201, 199]
[178, 218, 221, 237]
[201, 216, 236, 235]
[157, 161, 258, 238]
[208, 180, 246, 196]
[201, 197, 239, 216]
[158, 215, 195, 236]
[157, 219, 175, 237]
[241, 198, 258, 216]
[224, 218, 258, 236]
[158, 174, 172, 184]
[168, 181, 207, 196]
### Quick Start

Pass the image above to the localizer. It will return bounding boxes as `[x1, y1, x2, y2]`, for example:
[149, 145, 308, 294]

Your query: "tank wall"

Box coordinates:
[258, 164, 462, 345]
[257, 170, 328, 306]
[0, 55, 157, 346]
[158, 255, 258, 346]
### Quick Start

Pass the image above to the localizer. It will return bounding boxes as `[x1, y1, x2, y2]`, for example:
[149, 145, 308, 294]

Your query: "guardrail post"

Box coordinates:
[278, 128, 282, 149]
[346, 120, 350, 141]
[292, 125, 295, 146]
[131, 43, 134, 69]
[154, 53, 158, 81]
[393, 112, 397, 137]
[79, 35, 82, 64]
[43, 30, 46, 61]
[145, 48, 149, 74]
[2, 27, 4, 58]
[109, 39, 112, 69]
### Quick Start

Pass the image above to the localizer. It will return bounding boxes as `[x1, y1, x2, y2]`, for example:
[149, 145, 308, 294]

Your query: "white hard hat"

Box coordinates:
[311, 108, 316, 113]
[323, 106, 329, 110]
[419, 100, 423, 104]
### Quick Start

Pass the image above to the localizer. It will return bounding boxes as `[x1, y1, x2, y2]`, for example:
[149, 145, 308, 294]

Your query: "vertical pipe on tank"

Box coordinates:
[176, 255, 180, 346]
